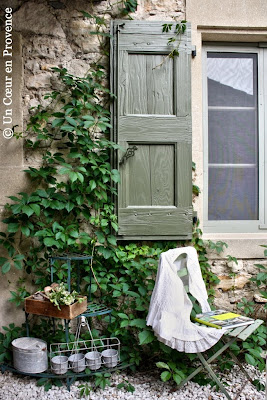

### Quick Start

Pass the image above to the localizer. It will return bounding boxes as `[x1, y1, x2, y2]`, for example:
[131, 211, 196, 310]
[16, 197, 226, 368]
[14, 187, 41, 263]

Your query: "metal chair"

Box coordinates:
[176, 258, 264, 400]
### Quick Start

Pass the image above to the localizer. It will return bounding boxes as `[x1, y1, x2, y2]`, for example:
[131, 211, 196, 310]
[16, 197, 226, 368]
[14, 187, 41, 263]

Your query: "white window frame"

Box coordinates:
[203, 45, 267, 233]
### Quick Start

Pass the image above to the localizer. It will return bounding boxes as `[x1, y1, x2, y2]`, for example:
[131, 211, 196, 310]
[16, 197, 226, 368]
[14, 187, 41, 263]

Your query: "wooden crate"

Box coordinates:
[24, 295, 87, 320]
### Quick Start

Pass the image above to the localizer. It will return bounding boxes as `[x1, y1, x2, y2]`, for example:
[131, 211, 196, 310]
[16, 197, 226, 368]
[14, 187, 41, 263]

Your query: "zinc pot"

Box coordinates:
[101, 349, 118, 368]
[12, 337, 48, 373]
[68, 353, 85, 373]
[85, 351, 101, 370]
[51, 355, 68, 375]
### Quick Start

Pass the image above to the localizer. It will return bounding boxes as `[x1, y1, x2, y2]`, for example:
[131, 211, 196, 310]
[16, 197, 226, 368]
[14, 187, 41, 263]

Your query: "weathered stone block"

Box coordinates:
[13, 2, 66, 38]
[216, 273, 251, 291]
[26, 72, 52, 90]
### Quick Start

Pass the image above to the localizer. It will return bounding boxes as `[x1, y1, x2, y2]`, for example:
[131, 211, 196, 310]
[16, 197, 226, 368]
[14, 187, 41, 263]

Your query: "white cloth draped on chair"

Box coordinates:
[146, 247, 225, 353]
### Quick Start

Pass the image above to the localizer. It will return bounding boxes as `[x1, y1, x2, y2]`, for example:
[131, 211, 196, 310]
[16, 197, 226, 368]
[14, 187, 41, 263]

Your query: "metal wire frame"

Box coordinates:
[50, 337, 121, 371]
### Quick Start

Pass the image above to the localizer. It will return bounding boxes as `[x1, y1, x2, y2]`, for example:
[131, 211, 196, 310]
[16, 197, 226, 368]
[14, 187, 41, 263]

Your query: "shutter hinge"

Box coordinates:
[116, 23, 125, 33]
[191, 45, 197, 58]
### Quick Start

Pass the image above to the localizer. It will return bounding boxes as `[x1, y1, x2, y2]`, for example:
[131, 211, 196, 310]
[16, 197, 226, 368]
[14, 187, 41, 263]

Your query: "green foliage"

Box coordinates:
[0, 66, 121, 295]
[156, 361, 186, 385]
[0, 324, 25, 364]
[79, 382, 92, 399]
[94, 372, 111, 390]
[191, 219, 226, 297]
[237, 297, 255, 316]
[117, 378, 135, 393]
[162, 21, 187, 58]
[46, 283, 85, 310]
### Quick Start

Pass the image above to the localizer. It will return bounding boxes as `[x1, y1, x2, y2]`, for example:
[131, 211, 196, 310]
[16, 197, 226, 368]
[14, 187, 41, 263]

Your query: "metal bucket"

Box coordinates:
[12, 337, 48, 373]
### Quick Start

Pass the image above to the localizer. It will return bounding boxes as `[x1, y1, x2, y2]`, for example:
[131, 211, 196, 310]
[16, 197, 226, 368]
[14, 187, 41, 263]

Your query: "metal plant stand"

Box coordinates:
[25, 253, 113, 342]
[1, 254, 131, 391]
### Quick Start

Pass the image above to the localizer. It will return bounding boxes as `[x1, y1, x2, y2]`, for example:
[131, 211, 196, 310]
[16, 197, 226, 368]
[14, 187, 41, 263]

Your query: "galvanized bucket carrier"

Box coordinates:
[0, 253, 132, 390]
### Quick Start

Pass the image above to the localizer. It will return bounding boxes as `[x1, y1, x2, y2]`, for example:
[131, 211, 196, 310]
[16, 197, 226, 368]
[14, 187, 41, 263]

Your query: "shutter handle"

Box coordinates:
[119, 146, 138, 165]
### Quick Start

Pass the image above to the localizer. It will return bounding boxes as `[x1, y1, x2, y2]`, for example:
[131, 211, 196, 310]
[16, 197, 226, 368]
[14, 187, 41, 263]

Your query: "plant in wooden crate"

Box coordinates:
[24, 283, 87, 319]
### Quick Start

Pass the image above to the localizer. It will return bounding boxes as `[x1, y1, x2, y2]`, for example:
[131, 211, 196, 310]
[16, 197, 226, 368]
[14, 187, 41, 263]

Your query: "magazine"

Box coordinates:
[193, 309, 254, 330]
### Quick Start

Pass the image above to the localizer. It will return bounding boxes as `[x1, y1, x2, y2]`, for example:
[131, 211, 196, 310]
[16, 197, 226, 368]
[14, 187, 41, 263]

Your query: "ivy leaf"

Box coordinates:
[173, 373, 182, 385]
[138, 330, 154, 345]
[77, 172, 84, 183]
[156, 362, 170, 370]
[14, 260, 23, 270]
[7, 223, 19, 233]
[129, 319, 146, 329]
[117, 313, 128, 319]
[22, 205, 34, 217]
[0, 257, 8, 265]
[2, 261, 11, 274]
[30, 204, 41, 216]
[120, 320, 129, 328]
[44, 238, 58, 247]
[161, 371, 172, 382]
[69, 171, 78, 183]
[52, 118, 64, 127]
[110, 169, 121, 183]
[13, 254, 24, 261]
[65, 202, 75, 213]
[10, 204, 22, 214]
[97, 246, 112, 259]
[111, 222, 118, 232]
[89, 180, 97, 191]
[95, 231, 105, 244]
[107, 235, 117, 246]
[245, 354, 256, 366]
[65, 116, 77, 127]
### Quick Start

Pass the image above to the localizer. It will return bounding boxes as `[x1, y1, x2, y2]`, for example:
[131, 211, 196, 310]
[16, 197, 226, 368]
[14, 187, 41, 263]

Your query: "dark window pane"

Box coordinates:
[208, 110, 257, 164]
[208, 167, 258, 220]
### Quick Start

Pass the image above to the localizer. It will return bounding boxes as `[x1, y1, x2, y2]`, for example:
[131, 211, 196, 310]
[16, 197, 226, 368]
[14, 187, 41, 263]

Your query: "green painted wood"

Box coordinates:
[227, 319, 264, 340]
[150, 145, 175, 206]
[127, 54, 174, 115]
[127, 145, 151, 206]
[112, 21, 192, 238]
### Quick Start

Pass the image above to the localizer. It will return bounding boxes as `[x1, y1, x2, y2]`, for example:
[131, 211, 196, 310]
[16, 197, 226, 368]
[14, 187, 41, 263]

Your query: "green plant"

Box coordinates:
[237, 297, 255, 316]
[156, 361, 186, 385]
[46, 283, 85, 309]
[0, 323, 25, 364]
[79, 382, 93, 399]
[9, 278, 30, 306]
[94, 372, 111, 390]
[162, 21, 187, 58]
[191, 219, 226, 298]
[117, 378, 135, 393]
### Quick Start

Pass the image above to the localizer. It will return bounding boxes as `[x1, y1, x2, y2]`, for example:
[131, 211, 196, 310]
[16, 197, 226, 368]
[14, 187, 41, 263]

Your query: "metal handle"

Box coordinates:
[119, 145, 138, 165]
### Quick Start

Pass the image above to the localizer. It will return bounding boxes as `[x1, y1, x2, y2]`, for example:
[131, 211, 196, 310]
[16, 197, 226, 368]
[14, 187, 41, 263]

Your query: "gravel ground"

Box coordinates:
[0, 365, 266, 400]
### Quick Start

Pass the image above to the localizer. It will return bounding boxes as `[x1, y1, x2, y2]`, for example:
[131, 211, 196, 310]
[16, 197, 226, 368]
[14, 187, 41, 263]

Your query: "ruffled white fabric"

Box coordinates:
[146, 247, 225, 353]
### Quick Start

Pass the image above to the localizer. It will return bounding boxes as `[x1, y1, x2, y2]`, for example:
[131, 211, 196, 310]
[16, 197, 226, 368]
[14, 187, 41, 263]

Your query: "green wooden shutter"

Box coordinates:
[111, 20, 192, 239]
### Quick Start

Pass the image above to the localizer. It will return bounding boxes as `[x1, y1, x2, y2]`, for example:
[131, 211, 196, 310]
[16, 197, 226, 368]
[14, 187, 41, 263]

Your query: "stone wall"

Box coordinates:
[0, 0, 265, 329]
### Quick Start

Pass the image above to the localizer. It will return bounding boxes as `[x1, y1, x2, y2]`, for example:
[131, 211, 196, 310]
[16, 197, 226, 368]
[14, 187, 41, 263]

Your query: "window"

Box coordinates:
[203, 46, 266, 233]
[111, 21, 193, 239]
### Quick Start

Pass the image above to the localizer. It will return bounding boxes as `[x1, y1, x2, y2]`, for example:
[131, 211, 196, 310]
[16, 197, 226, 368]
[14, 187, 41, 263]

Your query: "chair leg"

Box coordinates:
[197, 352, 232, 400]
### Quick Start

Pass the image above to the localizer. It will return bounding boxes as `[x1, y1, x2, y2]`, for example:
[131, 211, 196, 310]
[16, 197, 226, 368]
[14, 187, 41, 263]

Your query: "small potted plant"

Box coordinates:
[24, 283, 87, 319]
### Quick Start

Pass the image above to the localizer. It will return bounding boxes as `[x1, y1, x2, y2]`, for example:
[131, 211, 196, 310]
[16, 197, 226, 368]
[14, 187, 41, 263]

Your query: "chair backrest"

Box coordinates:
[176, 253, 202, 316]
[177, 253, 189, 292]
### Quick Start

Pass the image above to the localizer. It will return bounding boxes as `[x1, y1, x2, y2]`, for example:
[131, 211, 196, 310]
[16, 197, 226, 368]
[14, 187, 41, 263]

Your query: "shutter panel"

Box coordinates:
[111, 21, 192, 239]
